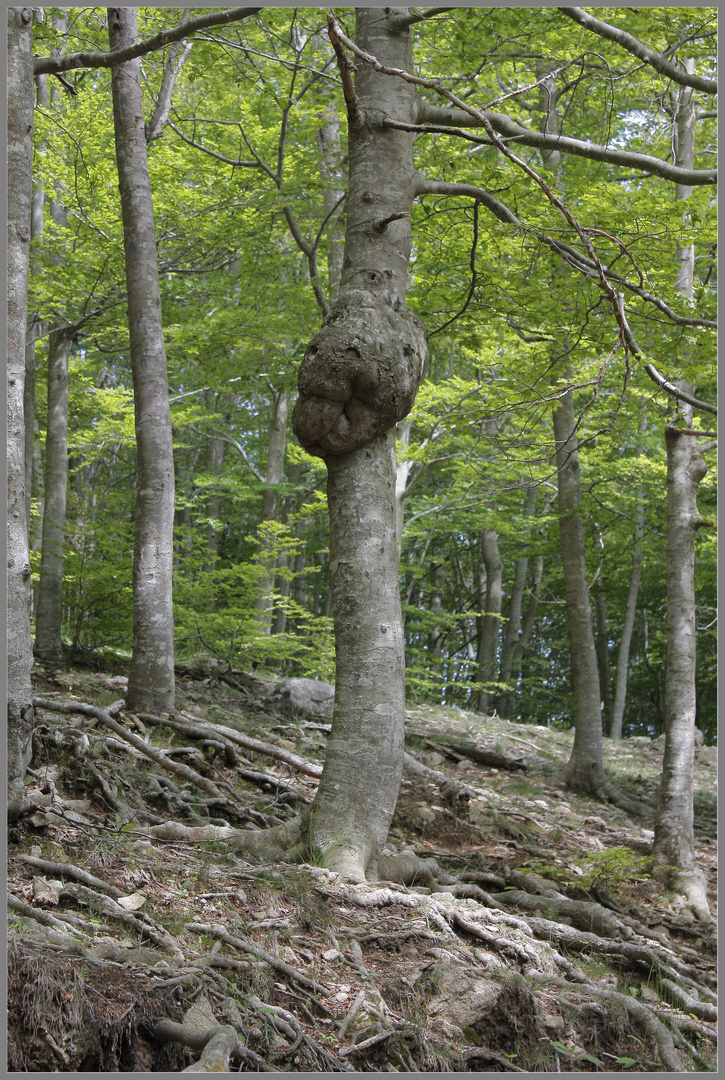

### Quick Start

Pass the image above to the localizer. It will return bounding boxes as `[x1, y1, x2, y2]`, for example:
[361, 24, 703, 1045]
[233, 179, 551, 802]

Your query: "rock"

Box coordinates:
[540, 1012, 565, 1031]
[101, 675, 128, 691]
[426, 964, 542, 1058]
[696, 745, 717, 767]
[583, 815, 608, 830]
[425, 962, 502, 1029]
[275, 677, 335, 717]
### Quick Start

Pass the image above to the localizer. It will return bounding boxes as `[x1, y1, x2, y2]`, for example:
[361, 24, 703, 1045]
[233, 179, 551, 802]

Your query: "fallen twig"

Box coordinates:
[186, 922, 331, 997]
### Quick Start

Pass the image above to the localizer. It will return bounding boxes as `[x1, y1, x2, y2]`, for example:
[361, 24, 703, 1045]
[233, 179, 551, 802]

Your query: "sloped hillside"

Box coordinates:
[7, 662, 717, 1072]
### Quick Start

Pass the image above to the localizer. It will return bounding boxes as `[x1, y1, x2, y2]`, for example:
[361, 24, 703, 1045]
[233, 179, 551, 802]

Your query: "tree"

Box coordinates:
[16, 8, 716, 901]
[108, 6, 177, 713]
[651, 60, 713, 920]
[34, 326, 73, 663]
[7, 5, 36, 818]
[609, 414, 647, 740]
[291, 9, 428, 881]
[651, 391, 711, 919]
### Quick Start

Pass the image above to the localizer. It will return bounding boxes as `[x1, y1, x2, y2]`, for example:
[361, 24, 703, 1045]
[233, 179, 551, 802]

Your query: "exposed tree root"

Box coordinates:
[11, 681, 715, 1072]
[529, 972, 686, 1071]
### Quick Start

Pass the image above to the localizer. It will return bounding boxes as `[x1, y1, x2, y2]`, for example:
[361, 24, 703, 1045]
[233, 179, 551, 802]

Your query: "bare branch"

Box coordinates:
[416, 104, 716, 186]
[416, 180, 716, 332]
[189, 425, 265, 482]
[282, 207, 329, 317]
[389, 8, 457, 31]
[429, 200, 480, 337]
[167, 120, 263, 169]
[643, 363, 717, 416]
[326, 10, 360, 126]
[34, 7, 263, 76]
[557, 7, 717, 95]
[145, 23, 192, 144]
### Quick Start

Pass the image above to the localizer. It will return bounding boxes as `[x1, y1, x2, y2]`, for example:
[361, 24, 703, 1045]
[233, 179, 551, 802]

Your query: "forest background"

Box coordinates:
[5, 8, 719, 1067]
[20, 4, 716, 742]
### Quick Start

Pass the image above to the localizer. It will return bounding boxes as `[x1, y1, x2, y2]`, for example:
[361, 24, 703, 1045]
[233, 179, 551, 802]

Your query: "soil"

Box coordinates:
[7, 660, 717, 1072]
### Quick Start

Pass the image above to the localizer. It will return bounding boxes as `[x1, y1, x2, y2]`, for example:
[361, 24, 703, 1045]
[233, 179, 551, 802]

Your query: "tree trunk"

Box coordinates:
[202, 390, 227, 577]
[35, 327, 73, 663]
[7, 5, 36, 818]
[497, 485, 537, 715]
[314, 74, 345, 304]
[109, 6, 175, 713]
[609, 415, 647, 740]
[308, 433, 406, 881]
[554, 384, 607, 796]
[651, 391, 709, 919]
[536, 63, 608, 795]
[24, 64, 46, 536]
[594, 586, 612, 734]
[255, 388, 290, 632]
[292, 8, 427, 881]
[394, 417, 412, 550]
[473, 529, 502, 713]
[651, 63, 710, 921]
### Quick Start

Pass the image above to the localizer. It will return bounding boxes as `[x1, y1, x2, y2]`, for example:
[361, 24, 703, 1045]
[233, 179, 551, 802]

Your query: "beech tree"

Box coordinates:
[108, 6, 177, 713]
[7, 6, 35, 819]
[10, 7, 716, 912]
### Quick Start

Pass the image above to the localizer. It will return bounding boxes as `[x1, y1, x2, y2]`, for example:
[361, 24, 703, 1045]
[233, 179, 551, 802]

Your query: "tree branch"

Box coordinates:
[429, 200, 480, 337]
[34, 7, 263, 76]
[167, 120, 263, 168]
[557, 7, 717, 95]
[189, 425, 265, 482]
[326, 11, 360, 126]
[145, 21, 192, 144]
[389, 8, 457, 31]
[415, 104, 716, 186]
[282, 207, 329, 317]
[416, 180, 716, 332]
[643, 363, 717, 416]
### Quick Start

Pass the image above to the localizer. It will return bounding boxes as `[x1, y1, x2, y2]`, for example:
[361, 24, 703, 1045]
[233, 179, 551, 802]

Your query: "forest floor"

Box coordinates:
[8, 659, 717, 1073]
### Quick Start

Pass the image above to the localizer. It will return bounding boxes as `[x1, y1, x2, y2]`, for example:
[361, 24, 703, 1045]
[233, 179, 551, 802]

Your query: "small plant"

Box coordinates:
[527, 846, 651, 894]
[550, 1040, 604, 1069]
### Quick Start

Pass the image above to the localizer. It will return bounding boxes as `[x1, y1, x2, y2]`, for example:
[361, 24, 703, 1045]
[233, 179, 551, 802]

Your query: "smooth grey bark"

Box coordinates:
[314, 78, 345, 304]
[609, 415, 647, 740]
[537, 64, 603, 789]
[7, 6, 36, 818]
[201, 390, 227, 577]
[394, 418, 412, 549]
[594, 587, 612, 734]
[497, 485, 537, 716]
[109, 7, 175, 713]
[255, 389, 290, 632]
[24, 328, 40, 539]
[473, 529, 502, 714]
[554, 383, 608, 797]
[651, 390, 709, 920]
[24, 65, 46, 535]
[293, 8, 427, 881]
[308, 433, 407, 880]
[651, 66, 710, 921]
[25, 57, 49, 561]
[537, 65, 612, 800]
[34, 327, 73, 663]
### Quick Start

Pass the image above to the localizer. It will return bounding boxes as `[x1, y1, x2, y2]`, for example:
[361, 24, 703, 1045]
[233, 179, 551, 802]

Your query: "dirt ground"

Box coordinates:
[7, 662, 717, 1072]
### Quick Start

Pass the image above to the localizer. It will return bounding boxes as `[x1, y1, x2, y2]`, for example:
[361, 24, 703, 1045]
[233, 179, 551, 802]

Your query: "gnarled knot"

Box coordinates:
[292, 295, 428, 458]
